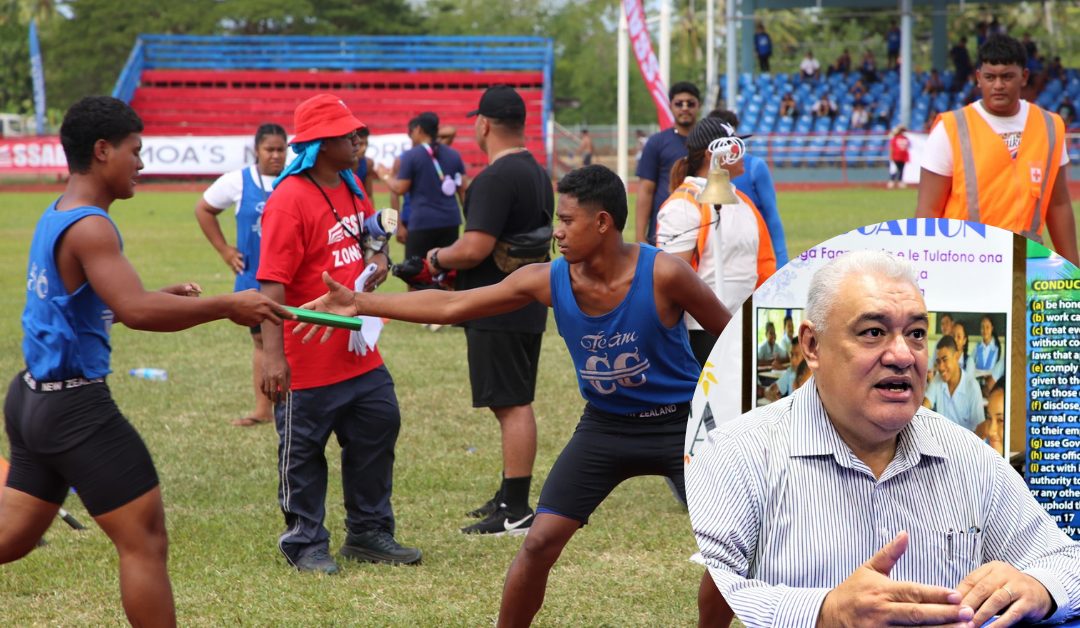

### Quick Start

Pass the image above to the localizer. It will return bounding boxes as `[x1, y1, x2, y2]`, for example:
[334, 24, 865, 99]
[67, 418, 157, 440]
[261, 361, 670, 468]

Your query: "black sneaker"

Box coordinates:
[461, 506, 534, 536]
[465, 489, 502, 519]
[296, 548, 341, 574]
[339, 528, 422, 565]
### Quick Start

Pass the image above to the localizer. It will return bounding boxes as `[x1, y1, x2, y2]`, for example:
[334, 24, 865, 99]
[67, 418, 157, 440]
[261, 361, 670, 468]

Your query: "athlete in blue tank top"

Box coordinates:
[1, 97, 290, 628]
[195, 123, 288, 426]
[297, 165, 736, 628]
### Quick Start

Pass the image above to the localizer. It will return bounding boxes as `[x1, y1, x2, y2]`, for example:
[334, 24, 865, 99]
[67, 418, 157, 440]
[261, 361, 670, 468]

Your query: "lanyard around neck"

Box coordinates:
[422, 143, 445, 179]
[304, 172, 364, 249]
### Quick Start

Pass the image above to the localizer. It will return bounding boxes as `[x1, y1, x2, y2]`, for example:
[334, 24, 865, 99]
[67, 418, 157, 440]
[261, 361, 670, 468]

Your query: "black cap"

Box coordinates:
[686, 118, 752, 153]
[467, 85, 526, 120]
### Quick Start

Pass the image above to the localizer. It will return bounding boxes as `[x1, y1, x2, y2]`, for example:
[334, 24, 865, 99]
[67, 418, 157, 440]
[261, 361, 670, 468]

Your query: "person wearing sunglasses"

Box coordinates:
[635, 81, 702, 246]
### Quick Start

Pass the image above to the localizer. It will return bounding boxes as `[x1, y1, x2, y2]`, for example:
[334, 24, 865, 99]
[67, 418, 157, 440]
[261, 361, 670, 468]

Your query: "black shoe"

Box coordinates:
[339, 528, 422, 565]
[461, 506, 534, 536]
[466, 489, 502, 519]
[296, 548, 340, 574]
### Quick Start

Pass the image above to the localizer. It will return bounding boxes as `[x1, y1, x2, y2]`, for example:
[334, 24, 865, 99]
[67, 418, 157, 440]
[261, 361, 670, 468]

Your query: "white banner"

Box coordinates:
[0, 133, 412, 176]
[685, 219, 1016, 466]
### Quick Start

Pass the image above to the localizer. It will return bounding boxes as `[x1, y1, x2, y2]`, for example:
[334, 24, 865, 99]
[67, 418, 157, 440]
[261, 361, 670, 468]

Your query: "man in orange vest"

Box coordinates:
[915, 34, 1078, 266]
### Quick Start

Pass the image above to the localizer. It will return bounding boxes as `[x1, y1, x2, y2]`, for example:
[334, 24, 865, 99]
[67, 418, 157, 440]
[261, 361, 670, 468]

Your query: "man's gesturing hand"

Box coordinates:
[956, 561, 1054, 628]
[817, 531, 974, 628]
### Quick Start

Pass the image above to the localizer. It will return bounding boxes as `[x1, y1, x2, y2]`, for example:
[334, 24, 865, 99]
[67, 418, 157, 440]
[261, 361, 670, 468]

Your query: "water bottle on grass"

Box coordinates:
[130, 368, 168, 381]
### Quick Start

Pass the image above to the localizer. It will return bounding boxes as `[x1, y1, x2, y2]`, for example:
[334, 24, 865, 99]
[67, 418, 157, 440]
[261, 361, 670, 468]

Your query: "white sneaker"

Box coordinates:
[423, 324, 443, 332]
[887, 181, 895, 189]
[898, 182, 907, 189]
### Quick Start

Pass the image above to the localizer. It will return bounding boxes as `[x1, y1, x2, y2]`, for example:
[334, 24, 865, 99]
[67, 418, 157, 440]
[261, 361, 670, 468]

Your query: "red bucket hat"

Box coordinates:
[290, 94, 366, 144]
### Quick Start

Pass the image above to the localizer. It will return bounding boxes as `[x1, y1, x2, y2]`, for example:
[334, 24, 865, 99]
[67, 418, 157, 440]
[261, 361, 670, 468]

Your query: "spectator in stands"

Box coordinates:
[924, 107, 940, 131]
[755, 23, 772, 73]
[923, 69, 944, 96]
[194, 123, 288, 427]
[888, 125, 910, 189]
[799, 50, 820, 81]
[861, 49, 878, 84]
[976, 22, 989, 48]
[962, 73, 980, 105]
[849, 78, 867, 101]
[709, 108, 789, 267]
[635, 81, 701, 244]
[779, 92, 797, 118]
[1026, 54, 1047, 93]
[812, 94, 837, 119]
[579, 129, 594, 165]
[989, 17, 1006, 36]
[378, 112, 468, 269]
[354, 128, 375, 194]
[886, 22, 901, 70]
[1022, 32, 1037, 59]
[1059, 95, 1077, 129]
[851, 103, 870, 130]
[950, 37, 973, 92]
[830, 49, 851, 76]
[1047, 56, 1065, 81]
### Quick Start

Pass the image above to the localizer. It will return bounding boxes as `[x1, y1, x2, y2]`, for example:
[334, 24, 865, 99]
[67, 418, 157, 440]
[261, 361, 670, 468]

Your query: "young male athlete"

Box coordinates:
[0, 96, 290, 628]
[297, 164, 735, 627]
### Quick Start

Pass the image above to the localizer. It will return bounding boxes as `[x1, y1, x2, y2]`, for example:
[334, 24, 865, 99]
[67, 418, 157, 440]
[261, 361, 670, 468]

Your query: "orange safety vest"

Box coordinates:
[935, 103, 1065, 242]
[667, 180, 777, 288]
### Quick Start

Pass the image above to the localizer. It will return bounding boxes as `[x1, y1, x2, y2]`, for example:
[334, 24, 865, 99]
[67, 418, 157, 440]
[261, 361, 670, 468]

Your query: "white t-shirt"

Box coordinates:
[922, 100, 1069, 176]
[656, 176, 761, 330]
[799, 57, 820, 76]
[202, 165, 277, 213]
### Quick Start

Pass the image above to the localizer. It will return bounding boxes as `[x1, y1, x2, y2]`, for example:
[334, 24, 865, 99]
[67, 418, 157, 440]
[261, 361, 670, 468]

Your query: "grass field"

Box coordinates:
[0, 187, 1075, 627]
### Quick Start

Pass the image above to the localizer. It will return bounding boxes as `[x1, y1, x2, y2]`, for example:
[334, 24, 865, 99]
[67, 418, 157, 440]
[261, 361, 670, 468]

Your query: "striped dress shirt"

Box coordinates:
[687, 377, 1080, 628]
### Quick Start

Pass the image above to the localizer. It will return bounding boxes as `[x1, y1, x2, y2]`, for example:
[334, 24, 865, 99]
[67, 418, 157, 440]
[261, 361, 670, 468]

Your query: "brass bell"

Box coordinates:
[698, 166, 739, 205]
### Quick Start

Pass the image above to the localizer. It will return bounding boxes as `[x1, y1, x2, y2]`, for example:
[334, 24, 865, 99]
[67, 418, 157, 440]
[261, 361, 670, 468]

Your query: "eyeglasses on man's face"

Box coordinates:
[672, 99, 700, 110]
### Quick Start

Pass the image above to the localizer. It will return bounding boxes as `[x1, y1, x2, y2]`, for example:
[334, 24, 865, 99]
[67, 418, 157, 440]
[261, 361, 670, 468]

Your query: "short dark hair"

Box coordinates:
[936, 334, 958, 354]
[489, 116, 526, 134]
[978, 34, 1027, 69]
[765, 321, 776, 333]
[783, 314, 793, 325]
[669, 81, 701, 103]
[357, 127, 371, 139]
[60, 96, 143, 174]
[796, 359, 810, 380]
[708, 108, 740, 129]
[254, 123, 287, 148]
[555, 165, 628, 231]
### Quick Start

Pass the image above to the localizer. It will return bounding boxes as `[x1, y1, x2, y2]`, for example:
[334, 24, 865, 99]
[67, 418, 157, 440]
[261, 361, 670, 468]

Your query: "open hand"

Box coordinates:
[818, 531, 974, 628]
[955, 561, 1054, 628]
[294, 271, 360, 344]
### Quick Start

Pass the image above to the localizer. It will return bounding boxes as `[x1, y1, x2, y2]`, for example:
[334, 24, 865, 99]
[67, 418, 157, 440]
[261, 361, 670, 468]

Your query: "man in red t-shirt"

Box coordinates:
[257, 94, 421, 574]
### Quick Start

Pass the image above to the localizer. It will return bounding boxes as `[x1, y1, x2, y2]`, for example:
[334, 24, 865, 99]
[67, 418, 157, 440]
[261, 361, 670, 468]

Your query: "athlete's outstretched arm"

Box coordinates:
[653, 251, 732, 338]
[915, 169, 951, 219]
[1044, 174, 1079, 267]
[296, 263, 552, 343]
[62, 215, 290, 332]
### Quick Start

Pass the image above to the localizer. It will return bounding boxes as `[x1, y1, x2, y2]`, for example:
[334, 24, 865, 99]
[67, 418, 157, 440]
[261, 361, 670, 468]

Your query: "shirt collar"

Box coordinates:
[789, 377, 949, 467]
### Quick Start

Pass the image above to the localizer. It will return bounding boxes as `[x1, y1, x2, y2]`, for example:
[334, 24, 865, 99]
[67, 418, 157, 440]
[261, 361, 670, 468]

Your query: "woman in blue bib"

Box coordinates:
[194, 123, 287, 426]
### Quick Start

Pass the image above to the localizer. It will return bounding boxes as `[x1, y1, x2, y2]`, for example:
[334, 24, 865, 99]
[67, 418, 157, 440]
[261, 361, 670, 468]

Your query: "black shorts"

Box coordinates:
[3, 372, 159, 516]
[537, 402, 688, 525]
[465, 328, 542, 408]
[250, 324, 262, 336]
[404, 225, 459, 262]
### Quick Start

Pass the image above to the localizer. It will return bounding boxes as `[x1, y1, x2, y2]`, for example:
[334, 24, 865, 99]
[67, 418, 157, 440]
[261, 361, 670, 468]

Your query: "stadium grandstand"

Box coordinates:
[111, 35, 555, 176]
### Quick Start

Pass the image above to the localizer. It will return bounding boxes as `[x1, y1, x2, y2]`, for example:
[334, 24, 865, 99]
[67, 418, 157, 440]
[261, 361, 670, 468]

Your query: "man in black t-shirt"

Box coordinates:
[424, 85, 554, 535]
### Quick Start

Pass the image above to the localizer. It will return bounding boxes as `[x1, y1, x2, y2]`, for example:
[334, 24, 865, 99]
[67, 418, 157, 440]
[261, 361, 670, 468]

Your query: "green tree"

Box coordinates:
[0, 0, 32, 114]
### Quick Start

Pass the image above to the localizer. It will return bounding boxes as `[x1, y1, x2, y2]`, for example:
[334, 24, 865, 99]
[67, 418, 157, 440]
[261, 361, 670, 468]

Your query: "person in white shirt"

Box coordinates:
[656, 117, 776, 365]
[924, 334, 985, 431]
[800, 50, 821, 81]
[194, 123, 288, 426]
[688, 249, 1080, 628]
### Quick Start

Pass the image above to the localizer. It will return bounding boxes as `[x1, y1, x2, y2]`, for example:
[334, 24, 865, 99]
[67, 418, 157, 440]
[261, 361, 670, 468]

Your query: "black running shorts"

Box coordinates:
[465, 328, 542, 408]
[537, 402, 689, 525]
[4, 372, 159, 516]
